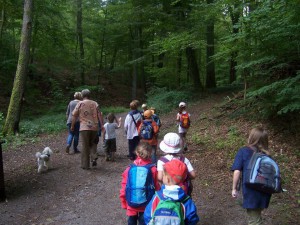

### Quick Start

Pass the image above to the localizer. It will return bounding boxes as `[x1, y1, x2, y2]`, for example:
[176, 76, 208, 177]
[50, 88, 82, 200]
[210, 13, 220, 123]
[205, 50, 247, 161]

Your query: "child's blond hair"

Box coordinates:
[135, 142, 152, 159]
[248, 127, 269, 155]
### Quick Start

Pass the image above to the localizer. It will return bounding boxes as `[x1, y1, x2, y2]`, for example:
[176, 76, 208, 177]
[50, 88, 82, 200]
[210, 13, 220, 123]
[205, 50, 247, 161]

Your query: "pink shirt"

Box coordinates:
[72, 99, 99, 131]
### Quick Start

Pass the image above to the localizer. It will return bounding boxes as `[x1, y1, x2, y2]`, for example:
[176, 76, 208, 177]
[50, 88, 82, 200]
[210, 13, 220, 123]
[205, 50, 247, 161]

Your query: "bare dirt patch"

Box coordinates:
[0, 94, 299, 225]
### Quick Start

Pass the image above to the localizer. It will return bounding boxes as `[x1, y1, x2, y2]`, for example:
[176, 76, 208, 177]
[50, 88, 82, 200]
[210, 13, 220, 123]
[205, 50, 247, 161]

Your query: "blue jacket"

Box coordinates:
[144, 184, 200, 225]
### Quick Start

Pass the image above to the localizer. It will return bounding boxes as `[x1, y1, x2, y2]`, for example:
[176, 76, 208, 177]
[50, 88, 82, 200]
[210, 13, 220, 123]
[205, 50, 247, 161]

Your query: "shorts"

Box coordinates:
[103, 138, 117, 152]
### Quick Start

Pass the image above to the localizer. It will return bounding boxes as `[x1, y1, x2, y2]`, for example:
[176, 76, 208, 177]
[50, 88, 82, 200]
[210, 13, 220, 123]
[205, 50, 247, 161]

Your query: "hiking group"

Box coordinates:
[65, 89, 281, 225]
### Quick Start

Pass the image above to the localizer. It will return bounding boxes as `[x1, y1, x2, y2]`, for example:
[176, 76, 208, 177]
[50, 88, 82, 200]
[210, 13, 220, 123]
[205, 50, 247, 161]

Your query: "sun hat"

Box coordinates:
[159, 132, 182, 153]
[179, 102, 186, 108]
[143, 110, 153, 119]
[163, 159, 187, 184]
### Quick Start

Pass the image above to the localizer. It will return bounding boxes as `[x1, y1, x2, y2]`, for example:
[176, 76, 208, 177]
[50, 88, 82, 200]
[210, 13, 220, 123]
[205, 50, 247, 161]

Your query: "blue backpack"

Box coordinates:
[139, 121, 154, 140]
[152, 114, 161, 127]
[125, 164, 155, 208]
[245, 152, 282, 194]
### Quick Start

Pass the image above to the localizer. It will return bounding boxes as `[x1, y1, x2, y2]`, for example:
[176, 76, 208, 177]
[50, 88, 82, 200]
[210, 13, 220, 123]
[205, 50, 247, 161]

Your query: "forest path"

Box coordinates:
[0, 94, 295, 225]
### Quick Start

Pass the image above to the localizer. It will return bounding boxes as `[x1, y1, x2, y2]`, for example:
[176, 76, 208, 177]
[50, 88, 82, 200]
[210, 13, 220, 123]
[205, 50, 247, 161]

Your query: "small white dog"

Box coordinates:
[35, 147, 53, 173]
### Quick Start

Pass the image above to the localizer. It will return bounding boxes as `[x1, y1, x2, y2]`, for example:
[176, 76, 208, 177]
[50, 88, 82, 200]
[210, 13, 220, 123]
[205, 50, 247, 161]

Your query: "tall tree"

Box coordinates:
[206, 0, 216, 88]
[228, 2, 240, 83]
[76, 0, 85, 85]
[3, 0, 33, 135]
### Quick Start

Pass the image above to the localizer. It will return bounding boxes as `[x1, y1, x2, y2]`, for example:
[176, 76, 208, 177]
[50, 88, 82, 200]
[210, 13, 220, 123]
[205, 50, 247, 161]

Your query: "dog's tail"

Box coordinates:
[36, 152, 42, 158]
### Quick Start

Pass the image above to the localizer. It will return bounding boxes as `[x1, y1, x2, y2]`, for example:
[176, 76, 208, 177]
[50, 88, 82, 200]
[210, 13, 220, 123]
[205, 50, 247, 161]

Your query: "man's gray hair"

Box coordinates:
[81, 89, 91, 98]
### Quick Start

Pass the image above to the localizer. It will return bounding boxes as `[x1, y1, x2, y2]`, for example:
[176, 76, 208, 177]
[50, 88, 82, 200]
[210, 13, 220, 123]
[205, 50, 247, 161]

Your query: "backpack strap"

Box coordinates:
[130, 114, 138, 128]
[159, 156, 169, 163]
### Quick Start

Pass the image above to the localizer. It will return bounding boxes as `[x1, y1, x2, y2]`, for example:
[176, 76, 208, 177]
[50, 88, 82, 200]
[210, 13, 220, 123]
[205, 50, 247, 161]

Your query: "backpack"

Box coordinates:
[139, 121, 154, 140]
[152, 114, 161, 127]
[179, 112, 190, 129]
[245, 152, 282, 194]
[149, 193, 190, 225]
[159, 156, 193, 195]
[129, 110, 142, 129]
[125, 164, 155, 208]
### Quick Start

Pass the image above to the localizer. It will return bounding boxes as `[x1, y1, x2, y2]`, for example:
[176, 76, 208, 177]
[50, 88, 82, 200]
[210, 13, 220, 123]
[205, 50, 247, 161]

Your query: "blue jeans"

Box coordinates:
[67, 122, 80, 149]
[128, 212, 145, 225]
[151, 145, 157, 164]
[128, 136, 140, 159]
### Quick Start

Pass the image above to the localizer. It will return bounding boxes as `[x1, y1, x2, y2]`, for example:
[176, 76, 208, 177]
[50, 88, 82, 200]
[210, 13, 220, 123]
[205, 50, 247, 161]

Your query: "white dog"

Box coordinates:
[35, 147, 53, 173]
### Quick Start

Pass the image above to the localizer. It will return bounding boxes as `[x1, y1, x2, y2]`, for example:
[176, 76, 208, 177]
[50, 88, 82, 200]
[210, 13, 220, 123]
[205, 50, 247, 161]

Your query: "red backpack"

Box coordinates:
[180, 112, 190, 129]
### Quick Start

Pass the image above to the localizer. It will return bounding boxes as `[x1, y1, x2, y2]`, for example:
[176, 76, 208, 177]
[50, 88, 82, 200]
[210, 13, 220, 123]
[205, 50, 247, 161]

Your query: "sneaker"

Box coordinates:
[65, 146, 70, 154]
[92, 160, 97, 167]
[74, 149, 81, 154]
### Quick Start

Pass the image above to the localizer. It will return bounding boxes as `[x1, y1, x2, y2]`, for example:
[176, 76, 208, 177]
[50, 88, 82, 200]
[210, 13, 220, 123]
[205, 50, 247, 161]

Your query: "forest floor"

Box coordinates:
[0, 93, 299, 225]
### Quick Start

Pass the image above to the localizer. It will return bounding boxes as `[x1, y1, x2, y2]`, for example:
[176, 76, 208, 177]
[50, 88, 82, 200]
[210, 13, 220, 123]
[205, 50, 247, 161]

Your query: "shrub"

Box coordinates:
[146, 87, 193, 114]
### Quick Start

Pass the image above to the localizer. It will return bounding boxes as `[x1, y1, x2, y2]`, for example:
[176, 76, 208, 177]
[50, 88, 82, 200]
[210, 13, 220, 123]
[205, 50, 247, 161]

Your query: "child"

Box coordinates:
[176, 102, 191, 151]
[102, 113, 122, 161]
[141, 103, 148, 119]
[124, 100, 143, 160]
[157, 132, 196, 195]
[144, 159, 200, 225]
[149, 107, 161, 128]
[231, 127, 272, 225]
[138, 110, 159, 163]
[120, 143, 160, 225]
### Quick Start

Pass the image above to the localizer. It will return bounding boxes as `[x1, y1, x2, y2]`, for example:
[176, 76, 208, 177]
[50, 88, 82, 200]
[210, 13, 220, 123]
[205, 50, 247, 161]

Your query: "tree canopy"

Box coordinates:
[1, 0, 299, 134]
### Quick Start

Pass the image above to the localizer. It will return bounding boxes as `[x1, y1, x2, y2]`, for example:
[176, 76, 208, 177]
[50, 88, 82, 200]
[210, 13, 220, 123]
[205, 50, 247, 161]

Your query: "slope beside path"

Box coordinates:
[0, 94, 298, 225]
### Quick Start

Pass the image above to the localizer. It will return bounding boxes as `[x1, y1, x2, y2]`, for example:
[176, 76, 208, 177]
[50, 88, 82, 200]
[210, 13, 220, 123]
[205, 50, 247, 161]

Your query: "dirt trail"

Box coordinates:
[0, 94, 297, 225]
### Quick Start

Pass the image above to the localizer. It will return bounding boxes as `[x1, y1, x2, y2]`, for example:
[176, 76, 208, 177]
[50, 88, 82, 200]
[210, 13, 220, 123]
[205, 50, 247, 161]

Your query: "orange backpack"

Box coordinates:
[180, 112, 190, 129]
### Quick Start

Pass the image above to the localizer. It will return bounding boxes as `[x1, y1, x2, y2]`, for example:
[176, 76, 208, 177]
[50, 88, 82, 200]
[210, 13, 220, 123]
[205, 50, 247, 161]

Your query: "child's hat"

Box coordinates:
[179, 102, 186, 108]
[164, 159, 187, 184]
[144, 110, 153, 119]
[159, 132, 182, 153]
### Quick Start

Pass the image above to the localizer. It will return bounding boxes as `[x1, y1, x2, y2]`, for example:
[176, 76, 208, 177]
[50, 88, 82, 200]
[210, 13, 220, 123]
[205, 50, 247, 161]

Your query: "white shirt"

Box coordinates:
[124, 111, 142, 139]
[104, 122, 119, 139]
[157, 154, 194, 173]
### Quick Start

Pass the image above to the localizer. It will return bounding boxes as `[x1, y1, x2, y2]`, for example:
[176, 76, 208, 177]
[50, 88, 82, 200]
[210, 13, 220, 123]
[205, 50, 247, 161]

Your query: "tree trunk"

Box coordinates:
[206, 0, 216, 88]
[186, 46, 202, 90]
[229, 3, 240, 83]
[3, 0, 33, 135]
[0, 0, 6, 46]
[77, 0, 85, 85]
[0, 140, 6, 202]
[109, 47, 118, 71]
[177, 50, 182, 85]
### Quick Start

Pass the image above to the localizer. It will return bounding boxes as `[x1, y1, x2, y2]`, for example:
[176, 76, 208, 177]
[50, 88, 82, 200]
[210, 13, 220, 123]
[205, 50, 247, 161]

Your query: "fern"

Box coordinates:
[247, 73, 300, 116]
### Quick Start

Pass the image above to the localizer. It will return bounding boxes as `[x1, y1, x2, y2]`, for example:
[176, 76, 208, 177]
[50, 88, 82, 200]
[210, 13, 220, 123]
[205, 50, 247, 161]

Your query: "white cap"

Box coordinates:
[179, 102, 186, 108]
[159, 133, 182, 154]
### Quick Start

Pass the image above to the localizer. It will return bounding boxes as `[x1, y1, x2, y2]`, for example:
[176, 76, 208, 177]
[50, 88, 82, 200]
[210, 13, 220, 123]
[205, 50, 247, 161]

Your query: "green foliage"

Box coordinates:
[146, 87, 193, 114]
[247, 73, 300, 117]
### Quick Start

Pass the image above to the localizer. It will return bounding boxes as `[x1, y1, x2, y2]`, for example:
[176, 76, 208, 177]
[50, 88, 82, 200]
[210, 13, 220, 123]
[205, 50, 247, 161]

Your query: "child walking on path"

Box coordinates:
[157, 132, 196, 195]
[65, 92, 82, 154]
[138, 110, 159, 163]
[120, 143, 160, 225]
[231, 127, 272, 225]
[102, 113, 122, 162]
[124, 101, 143, 160]
[176, 102, 191, 151]
[144, 159, 200, 225]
